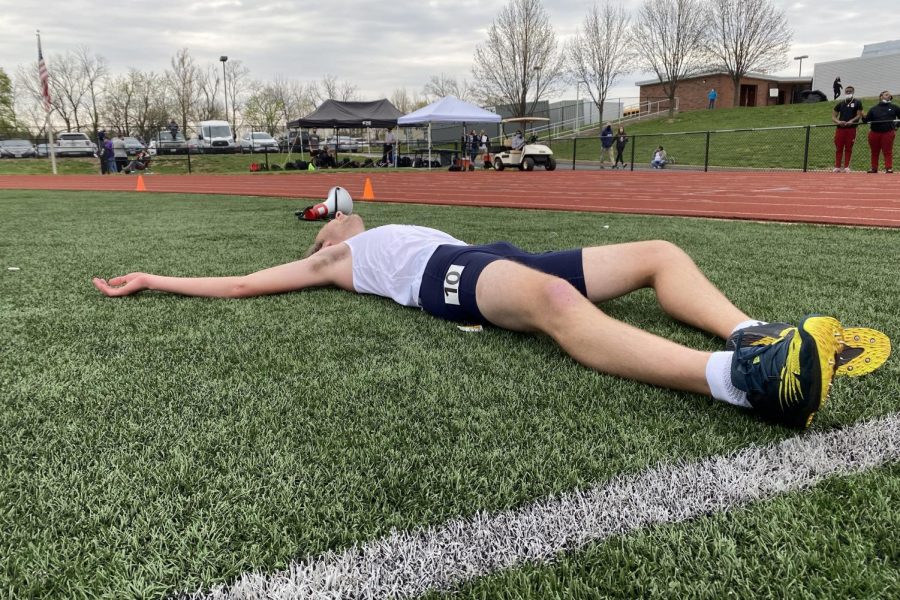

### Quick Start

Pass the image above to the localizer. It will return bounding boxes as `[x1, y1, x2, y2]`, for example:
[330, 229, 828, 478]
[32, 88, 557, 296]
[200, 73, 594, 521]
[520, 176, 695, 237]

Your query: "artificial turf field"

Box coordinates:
[1, 189, 898, 598]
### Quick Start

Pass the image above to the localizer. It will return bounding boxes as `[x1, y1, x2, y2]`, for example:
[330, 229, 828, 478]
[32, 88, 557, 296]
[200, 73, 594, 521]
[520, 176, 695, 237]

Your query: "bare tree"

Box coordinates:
[166, 48, 199, 133]
[313, 74, 358, 103]
[244, 84, 285, 133]
[707, 0, 792, 106]
[75, 47, 108, 136]
[632, 0, 709, 116]
[196, 64, 223, 121]
[104, 72, 136, 134]
[13, 63, 54, 135]
[271, 75, 314, 127]
[131, 71, 169, 142]
[12, 75, 45, 136]
[567, 1, 633, 124]
[48, 51, 89, 131]
[422, 73, 472, 102]
[225, 59, 251, 133]
[471, 0, 565, 117]
[390, 87, 416, 113]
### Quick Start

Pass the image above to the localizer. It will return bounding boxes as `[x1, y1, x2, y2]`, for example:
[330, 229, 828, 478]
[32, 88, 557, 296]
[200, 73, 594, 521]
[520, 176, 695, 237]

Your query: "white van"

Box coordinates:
[192, 120, 238, 153]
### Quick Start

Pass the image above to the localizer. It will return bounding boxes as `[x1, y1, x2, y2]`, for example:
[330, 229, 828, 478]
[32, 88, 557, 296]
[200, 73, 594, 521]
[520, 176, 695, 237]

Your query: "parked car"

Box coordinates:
[799, 89, 828, 103]
[36, 143, 50, 157]
[123, 136, 146, 155]
[55, 132, 95, 157]
[324, 135, 360, 152]
[0, 139, 37, 158]
[277, 130, 309, 152]
[153, 130, 188, 155]
[240, 131, 279, 153]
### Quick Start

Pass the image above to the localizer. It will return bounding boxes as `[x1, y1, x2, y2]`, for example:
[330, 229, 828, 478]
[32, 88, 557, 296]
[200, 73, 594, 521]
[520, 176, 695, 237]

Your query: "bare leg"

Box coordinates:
[580, 241, 749, 339]
[476, 260, 712, 395]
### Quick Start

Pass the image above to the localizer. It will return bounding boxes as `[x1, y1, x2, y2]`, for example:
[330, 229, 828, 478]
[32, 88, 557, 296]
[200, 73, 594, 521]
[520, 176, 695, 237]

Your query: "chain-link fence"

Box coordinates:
[554, 122, 898, 172]
[5, 120, 897, 174]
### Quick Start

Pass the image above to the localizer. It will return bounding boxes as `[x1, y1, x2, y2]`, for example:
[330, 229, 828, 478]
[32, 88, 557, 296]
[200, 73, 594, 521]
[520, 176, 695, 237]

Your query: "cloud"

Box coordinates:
[2, 0, 898, 100]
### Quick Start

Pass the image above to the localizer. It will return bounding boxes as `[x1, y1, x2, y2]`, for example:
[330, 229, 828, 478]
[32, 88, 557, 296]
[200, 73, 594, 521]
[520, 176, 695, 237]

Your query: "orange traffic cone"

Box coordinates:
[135, 175, 147, 192]
[362, 177, 375, 201]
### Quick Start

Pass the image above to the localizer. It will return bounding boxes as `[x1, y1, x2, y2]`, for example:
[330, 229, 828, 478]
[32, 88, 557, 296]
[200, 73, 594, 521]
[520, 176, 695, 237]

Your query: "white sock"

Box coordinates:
[706, 351, 751, 408]
[730, 319, 766, 336]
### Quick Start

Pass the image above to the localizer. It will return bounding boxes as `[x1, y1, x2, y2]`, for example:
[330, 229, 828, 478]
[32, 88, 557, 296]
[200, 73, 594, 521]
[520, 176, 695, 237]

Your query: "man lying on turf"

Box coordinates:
[93, 212, 886, 429]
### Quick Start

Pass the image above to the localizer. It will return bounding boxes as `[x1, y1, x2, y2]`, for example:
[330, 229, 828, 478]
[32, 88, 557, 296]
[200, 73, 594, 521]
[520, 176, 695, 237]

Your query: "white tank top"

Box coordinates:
[344, 225, 467, 307]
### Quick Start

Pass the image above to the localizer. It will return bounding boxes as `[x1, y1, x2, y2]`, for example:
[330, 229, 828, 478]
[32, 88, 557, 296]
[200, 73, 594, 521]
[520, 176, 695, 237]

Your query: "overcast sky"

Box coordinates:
[2, 0, 898, 102]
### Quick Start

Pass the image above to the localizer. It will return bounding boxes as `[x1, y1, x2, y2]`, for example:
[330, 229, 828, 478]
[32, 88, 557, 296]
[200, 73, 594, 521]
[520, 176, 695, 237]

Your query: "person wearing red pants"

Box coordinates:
[831, 85, 863, 172]
[864, 91, 900, 173]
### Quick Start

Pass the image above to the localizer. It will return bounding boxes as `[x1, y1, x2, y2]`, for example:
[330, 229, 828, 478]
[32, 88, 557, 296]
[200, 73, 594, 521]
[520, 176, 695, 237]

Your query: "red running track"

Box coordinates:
[1, 170, 899, 227]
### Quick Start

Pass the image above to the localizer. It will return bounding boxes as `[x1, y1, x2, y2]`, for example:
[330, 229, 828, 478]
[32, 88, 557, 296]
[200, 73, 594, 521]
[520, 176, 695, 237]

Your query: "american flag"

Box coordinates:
[37, 34, 51, 112]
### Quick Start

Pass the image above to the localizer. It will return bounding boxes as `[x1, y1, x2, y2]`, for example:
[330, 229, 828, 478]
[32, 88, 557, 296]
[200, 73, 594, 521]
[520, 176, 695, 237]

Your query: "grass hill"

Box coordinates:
[625, 97, 868, 134]
[552, 97, 880, 171]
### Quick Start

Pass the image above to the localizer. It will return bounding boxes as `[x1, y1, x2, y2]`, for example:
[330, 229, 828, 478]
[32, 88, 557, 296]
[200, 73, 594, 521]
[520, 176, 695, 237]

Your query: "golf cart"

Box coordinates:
[492, 117, 556, 171]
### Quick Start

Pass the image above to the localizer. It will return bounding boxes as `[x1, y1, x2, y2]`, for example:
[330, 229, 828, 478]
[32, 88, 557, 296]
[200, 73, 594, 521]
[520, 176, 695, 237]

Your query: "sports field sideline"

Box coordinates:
[0, 179, 898, 598]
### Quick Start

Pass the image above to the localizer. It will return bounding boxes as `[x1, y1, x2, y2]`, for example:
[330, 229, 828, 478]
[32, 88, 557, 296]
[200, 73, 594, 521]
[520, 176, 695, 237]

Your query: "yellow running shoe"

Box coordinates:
[730, 315, 843, 429]
[728, 323, 891, 377]
[836, 328, 892, 377]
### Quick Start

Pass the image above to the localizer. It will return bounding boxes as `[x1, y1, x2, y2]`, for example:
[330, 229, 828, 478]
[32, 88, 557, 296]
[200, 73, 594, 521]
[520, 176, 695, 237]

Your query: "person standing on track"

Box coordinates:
[831, 85, 863, 173]
[864, 90, 900, 174]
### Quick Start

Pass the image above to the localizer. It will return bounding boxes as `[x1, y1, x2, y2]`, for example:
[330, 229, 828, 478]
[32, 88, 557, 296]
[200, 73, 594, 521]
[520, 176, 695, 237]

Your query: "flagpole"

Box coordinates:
[37, 30, 57, 175]
[45, 114, 57, 176]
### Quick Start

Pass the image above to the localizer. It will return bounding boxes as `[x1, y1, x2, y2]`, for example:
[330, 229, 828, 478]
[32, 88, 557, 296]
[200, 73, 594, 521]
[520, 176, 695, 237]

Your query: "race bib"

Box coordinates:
[443, 264, 465, 305]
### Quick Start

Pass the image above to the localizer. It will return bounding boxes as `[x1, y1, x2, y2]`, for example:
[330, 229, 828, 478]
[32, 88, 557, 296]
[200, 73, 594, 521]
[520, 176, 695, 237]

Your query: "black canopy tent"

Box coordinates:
[287, 98, 402, 129]
[287, 99, 403, 164]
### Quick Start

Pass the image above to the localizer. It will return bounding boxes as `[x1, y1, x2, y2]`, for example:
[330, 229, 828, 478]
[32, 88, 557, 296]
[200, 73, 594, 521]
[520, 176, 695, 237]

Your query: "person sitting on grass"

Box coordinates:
[122, 149, 151, 174]
[651, 146, 668, 169]
[315, 146, 337, 169]
[93, 212, 885, 430]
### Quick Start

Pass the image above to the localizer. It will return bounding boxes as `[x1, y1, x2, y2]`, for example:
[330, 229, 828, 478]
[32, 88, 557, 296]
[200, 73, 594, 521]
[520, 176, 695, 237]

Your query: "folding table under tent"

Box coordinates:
[397, 96, 502, 169]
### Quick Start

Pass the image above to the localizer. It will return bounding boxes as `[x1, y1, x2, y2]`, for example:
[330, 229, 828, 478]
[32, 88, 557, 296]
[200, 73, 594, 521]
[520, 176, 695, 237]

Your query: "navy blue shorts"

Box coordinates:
[419, 242, 586, 325]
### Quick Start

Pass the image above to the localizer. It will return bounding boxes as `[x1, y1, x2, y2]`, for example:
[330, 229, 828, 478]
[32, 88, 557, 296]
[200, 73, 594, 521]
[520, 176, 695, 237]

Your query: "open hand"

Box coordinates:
[92, 273, 149, 297]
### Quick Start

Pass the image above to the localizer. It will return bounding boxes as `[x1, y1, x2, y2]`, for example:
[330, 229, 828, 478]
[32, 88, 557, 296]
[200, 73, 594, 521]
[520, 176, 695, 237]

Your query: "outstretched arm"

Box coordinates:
[93, 244, 347, 298]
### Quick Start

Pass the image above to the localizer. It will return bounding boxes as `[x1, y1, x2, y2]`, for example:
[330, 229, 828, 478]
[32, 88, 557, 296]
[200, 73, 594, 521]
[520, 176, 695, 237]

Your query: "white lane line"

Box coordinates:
[190, 413, 900, 599]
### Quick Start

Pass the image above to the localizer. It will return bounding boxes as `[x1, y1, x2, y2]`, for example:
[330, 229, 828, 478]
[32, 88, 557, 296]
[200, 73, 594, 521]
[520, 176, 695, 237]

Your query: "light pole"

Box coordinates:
[793, 55, 808, 78]
[219, 56, 229, 127]
[532, 64, 542, 117]
[574, 82, 580, 130]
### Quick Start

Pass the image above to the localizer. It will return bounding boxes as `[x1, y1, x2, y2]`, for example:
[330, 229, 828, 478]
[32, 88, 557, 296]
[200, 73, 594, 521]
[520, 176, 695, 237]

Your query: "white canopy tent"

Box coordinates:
[397, 96, 501, 169]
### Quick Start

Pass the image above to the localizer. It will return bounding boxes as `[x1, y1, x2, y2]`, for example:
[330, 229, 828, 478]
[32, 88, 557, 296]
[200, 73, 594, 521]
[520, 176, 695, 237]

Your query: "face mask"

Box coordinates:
[845, 93, 854, 100]
[882, 98, 892, 104]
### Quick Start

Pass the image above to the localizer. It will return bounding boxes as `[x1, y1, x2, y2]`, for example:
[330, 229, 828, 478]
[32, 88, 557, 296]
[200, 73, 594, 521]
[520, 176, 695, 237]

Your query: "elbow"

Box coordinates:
[230, 277, 254, 298]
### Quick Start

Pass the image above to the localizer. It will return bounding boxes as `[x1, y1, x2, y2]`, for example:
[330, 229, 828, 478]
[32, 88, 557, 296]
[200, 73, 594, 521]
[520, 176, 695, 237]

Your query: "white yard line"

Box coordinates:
[190, 413, 900, 600]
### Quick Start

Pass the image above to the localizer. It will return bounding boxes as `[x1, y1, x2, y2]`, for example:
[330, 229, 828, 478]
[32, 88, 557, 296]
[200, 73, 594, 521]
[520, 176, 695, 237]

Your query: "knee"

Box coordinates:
[636, 239, 689, 263]
[642, 240, 695, 278]
[537, 277, 585, 319]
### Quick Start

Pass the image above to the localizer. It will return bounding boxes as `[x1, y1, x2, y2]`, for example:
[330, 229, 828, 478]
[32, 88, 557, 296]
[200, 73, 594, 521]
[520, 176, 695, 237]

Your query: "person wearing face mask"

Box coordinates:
[831, 85, 863, 173]
[863, 90, 900, 173]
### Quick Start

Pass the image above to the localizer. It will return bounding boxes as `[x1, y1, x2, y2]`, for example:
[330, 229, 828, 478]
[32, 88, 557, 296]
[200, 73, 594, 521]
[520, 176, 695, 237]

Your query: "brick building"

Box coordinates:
[637, 72, 812, 112]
